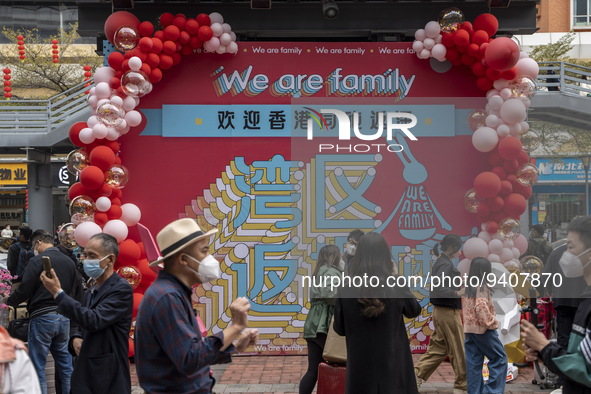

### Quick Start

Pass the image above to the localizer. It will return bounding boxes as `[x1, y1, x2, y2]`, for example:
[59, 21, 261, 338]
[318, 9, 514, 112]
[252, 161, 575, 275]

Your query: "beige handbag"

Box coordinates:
[322, 316, 347, 364]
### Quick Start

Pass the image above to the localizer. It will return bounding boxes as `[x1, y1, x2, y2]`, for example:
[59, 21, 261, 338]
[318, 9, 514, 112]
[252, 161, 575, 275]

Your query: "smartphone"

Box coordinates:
[42, 256, 53, 279]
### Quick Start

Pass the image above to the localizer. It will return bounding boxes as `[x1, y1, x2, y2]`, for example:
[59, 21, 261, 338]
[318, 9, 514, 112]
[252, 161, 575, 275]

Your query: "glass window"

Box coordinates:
[574, 0, 591, 26]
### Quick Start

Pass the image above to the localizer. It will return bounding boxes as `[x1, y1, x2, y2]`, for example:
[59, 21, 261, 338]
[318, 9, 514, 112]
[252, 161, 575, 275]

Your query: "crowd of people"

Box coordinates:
[1, 215, 591, 393]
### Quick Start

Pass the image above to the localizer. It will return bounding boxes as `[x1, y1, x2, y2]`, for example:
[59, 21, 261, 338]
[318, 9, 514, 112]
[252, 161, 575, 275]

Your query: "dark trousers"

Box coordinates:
[299, 333, 327, 394]
[556, 306, 577, 387]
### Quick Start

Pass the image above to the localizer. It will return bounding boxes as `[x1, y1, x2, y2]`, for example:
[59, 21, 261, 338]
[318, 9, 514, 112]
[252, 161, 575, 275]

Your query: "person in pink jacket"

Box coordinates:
[462, 257, 508, 393]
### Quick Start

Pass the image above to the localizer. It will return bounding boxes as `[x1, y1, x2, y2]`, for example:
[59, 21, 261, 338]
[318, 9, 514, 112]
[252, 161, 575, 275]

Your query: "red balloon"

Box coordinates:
[99, 183, 113, 197]
[181, 44, 194, 56]
[68, 182, 88, 200]
[185, 19, 200, 35]
[461, 54, 476, 66]
[502, 67, 517, 81]
[488, 196, 504, 212]
[159, 12, 175, 28]
[149, 68, 163, 84]
[109, 77, 121, 90]
[441, 33, 454, 48]
[196, 13, 211, 27]
[518, 151, 530, 165]
[476, 77, 493, 91]
[146, 53, 160, 68]
[460, 21, 474, 35]
[499, 180, 513, 196]
[94, 212, 109, 227]
[138, 21, 154, 37]
[485, 221, 499, 234]
[498, 136, 523, 160]
[197, 26, 213, 42]
[173, 16, 187, 30]
[445, 48, 459, 62]
[111, 197, 122, 206]
[80, 166, 105, 191]
[190, 36, 202, 49]
[118, 239, 141, 265]
[471, 62, 486, 77]
[104, 11, 140, 44]
[69, 122, 87, 147]
[473, 13, 499, 37]
[108, 52, 125, 70]
[172, 52, 182, 66]
[138, 37, 153, 52]
[504, 193, 527, 218]
[159, 54, 173, 70]
[137, 258, 157, 285]
[521, 186, 533, 200]
[128, 340, 135, 358]
[490, 166, 506, 180]
[112, 188, 123, 200]
[90, 146, 116, 172]
[137, 242, 147, 260]
[503, 159, 519, 173]
[162, 40, 177, 55]
[467, 44, 480, 57]
[154, 31, 165, 41]
[151, 38, 163, 54]
[140, 63, 152, 76]
[453, 29, 470, 47]
[480, 42, 489, 58]
[107, 204, 123, 220]
[485, 37, 520, 71]
[471, 30, 489, 46]
[474, 172, 502, 198]
[486, 68, 502, 81]
[132, 293, 143, 318]
[164, 25, 180, 42]
[179, 31, 191, 45]
[476, 202, 491, 217]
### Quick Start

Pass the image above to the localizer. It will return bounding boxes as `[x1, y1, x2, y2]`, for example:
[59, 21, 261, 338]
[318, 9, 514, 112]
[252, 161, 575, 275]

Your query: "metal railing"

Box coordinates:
[0, 79, 92, 134]
[536, 61, 591, 98]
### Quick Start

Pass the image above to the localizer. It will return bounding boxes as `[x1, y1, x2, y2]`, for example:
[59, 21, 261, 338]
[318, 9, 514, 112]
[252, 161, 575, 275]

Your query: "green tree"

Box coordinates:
[0, 24, 102, 99]
[529, 32, 575, 62]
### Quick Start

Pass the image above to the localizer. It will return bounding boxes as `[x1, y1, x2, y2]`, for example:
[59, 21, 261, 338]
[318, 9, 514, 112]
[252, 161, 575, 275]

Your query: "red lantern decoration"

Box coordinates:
[82, 65, 92, 93]
[17, 35, 26, 62]
[3, 68, 11, 100]
[51, 39, 59, 64]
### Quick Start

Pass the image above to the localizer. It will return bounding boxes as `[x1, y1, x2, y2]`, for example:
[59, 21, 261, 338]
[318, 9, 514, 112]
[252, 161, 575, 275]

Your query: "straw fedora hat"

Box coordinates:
[155, 218, 218, 263]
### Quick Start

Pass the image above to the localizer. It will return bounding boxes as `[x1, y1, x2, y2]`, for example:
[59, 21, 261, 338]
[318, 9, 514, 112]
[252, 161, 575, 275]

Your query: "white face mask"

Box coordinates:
[559, 248, 591, 277]
[345, 243, 356, 256]
[338, 259, 346, 272]
[183, 254, 221, 283]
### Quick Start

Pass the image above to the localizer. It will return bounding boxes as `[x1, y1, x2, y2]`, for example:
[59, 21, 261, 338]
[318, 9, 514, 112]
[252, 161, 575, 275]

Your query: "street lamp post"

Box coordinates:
[582, 156, 591, 216]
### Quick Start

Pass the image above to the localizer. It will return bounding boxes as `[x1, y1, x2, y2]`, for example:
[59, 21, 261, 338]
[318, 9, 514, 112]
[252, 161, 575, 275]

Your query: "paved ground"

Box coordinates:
[130, 354, 557, 393]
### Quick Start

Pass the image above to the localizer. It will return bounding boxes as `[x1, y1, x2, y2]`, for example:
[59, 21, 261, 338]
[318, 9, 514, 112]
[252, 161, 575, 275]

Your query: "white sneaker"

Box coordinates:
[550, 387, 563, 394]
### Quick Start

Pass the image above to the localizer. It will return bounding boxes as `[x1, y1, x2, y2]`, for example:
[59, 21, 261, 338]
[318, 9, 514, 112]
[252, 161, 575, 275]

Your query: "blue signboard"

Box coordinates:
[535, 157, 591, 183]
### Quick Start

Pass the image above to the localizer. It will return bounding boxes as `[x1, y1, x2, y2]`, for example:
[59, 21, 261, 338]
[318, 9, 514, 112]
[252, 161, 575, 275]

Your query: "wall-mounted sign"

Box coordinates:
[0, 163, 27, 187]
[534, 158, 591, 184]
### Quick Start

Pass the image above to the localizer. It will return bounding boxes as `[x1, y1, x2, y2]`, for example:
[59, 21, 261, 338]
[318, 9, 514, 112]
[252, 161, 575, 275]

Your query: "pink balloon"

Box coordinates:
[463, 237, 489, 260]
[458, 258, 471, 277]
[203, 37, 220, 52]
[102, 219, 128, 243]
[95, 82, 111, 99]
[74, 221, 102, 248]
[412, 40, 424, 53]
[125, 110, 142, 127]
[488, 239, 504, 254]
[121, 203, 141, 226]
[79, 128, 95, 144]
[472, 126, 499, 152]
[512, 247, 521, 259]
[431, 44, 446, 61]
[414, 29, 427, 41]
[499, 247, 513, 262]
[487, 253, 501, 263]
[502, 239, 514, 249]
[423, 38, 435, 50]
[92, 124, 109, 139]
[515, 57, 539, 80]
[424, 21, 441, 38]
[500, 99, 527, 124]
[514, 234, 528, 255]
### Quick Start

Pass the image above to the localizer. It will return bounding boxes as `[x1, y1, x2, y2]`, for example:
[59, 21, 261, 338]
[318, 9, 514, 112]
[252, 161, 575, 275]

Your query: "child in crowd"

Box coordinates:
[463, 257, 508, 394]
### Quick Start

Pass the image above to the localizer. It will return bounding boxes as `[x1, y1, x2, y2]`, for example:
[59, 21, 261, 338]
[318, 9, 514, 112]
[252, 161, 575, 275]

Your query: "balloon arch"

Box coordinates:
[61, 8, 539, 356]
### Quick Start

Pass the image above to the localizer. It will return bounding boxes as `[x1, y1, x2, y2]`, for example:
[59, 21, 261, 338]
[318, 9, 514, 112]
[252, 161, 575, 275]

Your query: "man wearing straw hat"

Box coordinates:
[135, 218, 258, 394]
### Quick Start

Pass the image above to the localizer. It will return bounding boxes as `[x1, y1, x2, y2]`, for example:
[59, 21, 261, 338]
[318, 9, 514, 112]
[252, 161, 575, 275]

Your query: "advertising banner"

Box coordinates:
[121, 42, 487, 354]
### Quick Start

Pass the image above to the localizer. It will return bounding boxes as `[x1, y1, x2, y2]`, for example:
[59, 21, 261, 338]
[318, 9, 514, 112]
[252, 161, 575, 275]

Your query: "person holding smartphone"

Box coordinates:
[6, 229, 80, 394]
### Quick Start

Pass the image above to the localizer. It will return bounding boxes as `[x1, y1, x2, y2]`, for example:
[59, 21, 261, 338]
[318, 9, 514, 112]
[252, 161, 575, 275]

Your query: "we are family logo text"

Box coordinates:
[305, 108, 418, 153]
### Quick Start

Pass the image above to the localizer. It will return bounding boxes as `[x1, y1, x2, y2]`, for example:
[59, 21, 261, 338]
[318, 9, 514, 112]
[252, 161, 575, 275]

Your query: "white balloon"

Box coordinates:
[87, 116, 99, 128]
[210, 23, 224, 37]
[96, 196, 112, 212]
[209, 12, 224, 24]
[472, 126, 499, 152]
[478, 231, 492, 243]
[435, 35, 442, 44]
[431, 44, 446, 61]
[412, 40, 424, 53]
[486, 89, 500, 99]
[216, 45, 227, 54]
[414, 29, 426, 41]
[424, 21, 441, 38]
[110, 95, 124, 107]
[121, 203, 142, 226]
[230, 31, 237, 42]
[488, 95, 504, 110]
[222, 23, 232, 33]
[493, 79, 510, 90]
[496, 124, 510, 137]
[499, 88, 512, 100]
[227, 41, 239, 54]
[102, 220, 128, 243]
[92, 123, 109, 139]
[89, 87, 96, 97]
[93, 67, 115, 84]
[419, 49, 431, 59]
[203, 37, 220, 52]
[79, 128, 95, 144]
[129, 56, 142, 72]
[485, 114, 499, 128]
[220, 33, 232, 46]
[125, 110, 142, 127]
[115, 119, 128, 131]
[106, 127, 120, 141]
[74, 221, 102, 248]
[88, 95, 98, 108]
[500, 99, 527, 124]
[122, 96, 136, 112]
[423, 38, 435, 50]
[95, 82, 111, 99]
[520, 121, 530, 132]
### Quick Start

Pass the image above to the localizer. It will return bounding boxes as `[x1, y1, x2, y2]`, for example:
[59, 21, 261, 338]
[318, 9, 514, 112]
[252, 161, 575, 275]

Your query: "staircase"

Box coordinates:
[0, 61, 590, 149]
[0, 79, 91, 148]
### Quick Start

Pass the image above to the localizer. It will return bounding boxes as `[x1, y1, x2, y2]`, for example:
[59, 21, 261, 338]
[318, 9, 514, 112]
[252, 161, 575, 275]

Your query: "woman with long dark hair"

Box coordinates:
[299, 244, 344, 394]
[333, 232, 421, 393]
[463, 257, 507, 393]
[415, 234, 467, 393]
